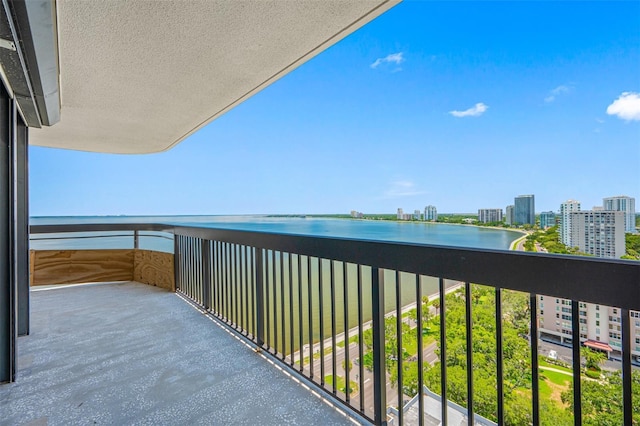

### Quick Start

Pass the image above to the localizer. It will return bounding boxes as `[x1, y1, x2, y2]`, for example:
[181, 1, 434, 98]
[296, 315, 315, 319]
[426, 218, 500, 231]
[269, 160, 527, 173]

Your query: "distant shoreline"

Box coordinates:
[332, 215, 528, 245]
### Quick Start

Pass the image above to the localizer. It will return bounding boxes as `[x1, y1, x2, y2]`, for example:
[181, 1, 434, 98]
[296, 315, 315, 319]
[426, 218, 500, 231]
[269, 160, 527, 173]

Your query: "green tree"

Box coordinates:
[583, 347, 606, 371]
[561, 370, 640, 425]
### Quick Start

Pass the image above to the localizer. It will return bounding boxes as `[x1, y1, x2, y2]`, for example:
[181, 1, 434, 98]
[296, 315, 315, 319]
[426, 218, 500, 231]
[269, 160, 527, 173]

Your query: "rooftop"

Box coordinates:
[0, 281, 356, 425]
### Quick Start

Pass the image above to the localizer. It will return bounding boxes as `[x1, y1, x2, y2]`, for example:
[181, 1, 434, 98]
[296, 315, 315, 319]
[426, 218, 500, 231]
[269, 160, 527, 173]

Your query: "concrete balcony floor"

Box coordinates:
[0, 282, 356, 425]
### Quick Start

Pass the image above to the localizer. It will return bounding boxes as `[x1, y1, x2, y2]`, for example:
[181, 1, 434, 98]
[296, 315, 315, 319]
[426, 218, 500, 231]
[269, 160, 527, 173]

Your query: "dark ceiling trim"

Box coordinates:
[0, 0, 60, 128]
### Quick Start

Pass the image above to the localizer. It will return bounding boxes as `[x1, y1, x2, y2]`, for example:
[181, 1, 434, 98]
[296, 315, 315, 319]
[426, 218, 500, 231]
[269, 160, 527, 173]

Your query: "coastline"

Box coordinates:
[347, 216, 527, 249]
[509, 233, 529, 251]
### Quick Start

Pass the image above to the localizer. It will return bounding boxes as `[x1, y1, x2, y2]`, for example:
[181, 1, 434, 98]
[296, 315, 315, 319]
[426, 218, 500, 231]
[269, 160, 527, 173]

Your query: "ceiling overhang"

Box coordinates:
[7, 0, 399, 154]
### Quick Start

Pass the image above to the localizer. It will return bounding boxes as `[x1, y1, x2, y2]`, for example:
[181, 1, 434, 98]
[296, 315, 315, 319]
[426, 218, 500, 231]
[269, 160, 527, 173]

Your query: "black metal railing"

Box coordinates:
[31, 223, 640, 426]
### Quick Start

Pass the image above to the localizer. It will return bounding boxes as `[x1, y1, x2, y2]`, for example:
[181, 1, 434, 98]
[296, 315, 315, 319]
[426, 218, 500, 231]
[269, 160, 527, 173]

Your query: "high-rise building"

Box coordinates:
[514, 195, 535, 225]
[539, 211, 556, 229]
[413, 210, 422, 220]
[477, 208, 503, 224]
[603, 195, 636, 233]
[539, 208, 635, 362]
[505, 205, 514, 225]
[397, 208, 403, 220]
[424, 205, 437, 221]
[559, 200, 580, 246]
[538, 298, 639, 363]
[569, 210, 625, 259]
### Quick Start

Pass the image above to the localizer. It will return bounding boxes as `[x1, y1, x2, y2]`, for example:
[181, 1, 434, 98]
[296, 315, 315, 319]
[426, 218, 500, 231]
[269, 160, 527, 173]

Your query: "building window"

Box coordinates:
[596, 328, 600, 334]
[596, 320, 600, 326]
[596, 313, 599, 319]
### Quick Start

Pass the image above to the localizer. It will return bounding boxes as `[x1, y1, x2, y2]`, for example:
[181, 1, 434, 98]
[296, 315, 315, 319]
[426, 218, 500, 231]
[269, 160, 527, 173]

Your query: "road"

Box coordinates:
[539, 339, 639, 371]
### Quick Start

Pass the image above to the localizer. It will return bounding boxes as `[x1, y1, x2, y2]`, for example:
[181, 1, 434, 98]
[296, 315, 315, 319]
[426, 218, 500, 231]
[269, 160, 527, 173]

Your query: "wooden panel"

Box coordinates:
[31, 249, 134, 286]
[133, 250, 174, 291]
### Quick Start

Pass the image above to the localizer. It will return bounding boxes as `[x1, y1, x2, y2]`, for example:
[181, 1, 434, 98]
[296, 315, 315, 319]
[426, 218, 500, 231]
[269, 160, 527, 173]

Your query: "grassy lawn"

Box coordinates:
[337, 334, 359, 348]
[539, 377, 553, 400]
[313, 345, 333, 359]
[539, 359, 572, 374]
[540, 369, 572, 386]
[324, 375, 359, 395]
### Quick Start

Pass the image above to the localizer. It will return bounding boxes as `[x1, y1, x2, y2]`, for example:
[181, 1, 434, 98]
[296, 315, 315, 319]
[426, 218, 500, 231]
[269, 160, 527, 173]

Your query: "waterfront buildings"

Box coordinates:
[559, 199, 581, 246]
[413, 210, 422, 221]
[477, 208, 503, 224]
[514, 195, 535, 225]
[424, 205, 438, 222]
[539, 208, 637, 364]
[603, 195, 636, 233]
[539, 211, 556, 229]
[538, 299, 640, 365]
[569, 210, 625, 259]
[396, 208, 413, 221]
[505, 205, 515, 226]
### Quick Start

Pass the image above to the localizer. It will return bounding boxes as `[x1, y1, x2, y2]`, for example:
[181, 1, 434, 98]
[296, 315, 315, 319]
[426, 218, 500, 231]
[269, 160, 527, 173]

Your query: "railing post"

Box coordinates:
[464, 282, 474, 426]
[439, 278, 448, 426]
[571, 300, 581, 426]
[495, 288, 504, 425]
[133, 230, 139, 249]
[173, 235, 180, 292]
[621, 308, 632, 426]
[202, 239, 211, 311]
[255, 248, 265, 348]
[530, 293, 539, 426]
[371, 267, 387, 426]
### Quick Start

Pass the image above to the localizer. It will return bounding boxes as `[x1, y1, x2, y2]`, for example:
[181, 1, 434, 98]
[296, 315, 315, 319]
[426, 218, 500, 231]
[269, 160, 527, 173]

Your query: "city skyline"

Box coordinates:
[391, 193, 636, 221]
[29, 1, 639, 216]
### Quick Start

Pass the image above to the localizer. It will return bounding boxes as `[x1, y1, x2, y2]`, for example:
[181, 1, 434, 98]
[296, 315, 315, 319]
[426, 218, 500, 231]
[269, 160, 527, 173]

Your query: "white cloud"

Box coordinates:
[383, 180, 427, 198]
[544, 85, 572, 103]
[449, 103, 488, 118]
[606, 92, 640, 121]
[370, 52, 405, 70]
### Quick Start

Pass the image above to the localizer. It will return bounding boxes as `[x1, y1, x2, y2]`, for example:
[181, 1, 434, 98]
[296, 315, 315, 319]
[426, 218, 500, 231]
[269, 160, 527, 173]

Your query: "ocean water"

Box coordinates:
[30, 215, 522, 251]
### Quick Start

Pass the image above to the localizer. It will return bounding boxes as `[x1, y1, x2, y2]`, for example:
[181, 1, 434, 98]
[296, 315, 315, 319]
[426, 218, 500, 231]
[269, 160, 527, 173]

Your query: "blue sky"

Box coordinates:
[30, 1, 640, 216]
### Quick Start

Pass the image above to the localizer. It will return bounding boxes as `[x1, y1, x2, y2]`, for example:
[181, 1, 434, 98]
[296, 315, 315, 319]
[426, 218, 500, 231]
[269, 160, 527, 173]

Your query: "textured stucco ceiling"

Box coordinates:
[29, 0, 399, 154]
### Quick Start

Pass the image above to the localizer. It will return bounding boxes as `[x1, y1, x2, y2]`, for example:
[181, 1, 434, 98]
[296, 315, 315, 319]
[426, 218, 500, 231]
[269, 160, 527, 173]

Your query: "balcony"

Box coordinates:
[1, 1, 637, 425]
[0, 280, 354, 425]
[8, 222, 638, 425]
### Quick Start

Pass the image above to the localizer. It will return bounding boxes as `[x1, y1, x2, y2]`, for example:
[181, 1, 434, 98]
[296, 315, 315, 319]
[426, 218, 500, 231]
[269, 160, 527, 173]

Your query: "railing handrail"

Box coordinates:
[30, 222, 640, 311]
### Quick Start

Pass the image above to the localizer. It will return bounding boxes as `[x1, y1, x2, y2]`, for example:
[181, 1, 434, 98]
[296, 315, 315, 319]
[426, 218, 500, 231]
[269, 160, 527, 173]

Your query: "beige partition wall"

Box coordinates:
[30, 249, 174, 291]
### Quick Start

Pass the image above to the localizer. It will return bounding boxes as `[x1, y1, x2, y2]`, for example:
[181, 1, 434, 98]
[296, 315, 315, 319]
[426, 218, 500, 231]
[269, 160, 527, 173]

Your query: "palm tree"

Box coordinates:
[431, 298, 440, 316]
